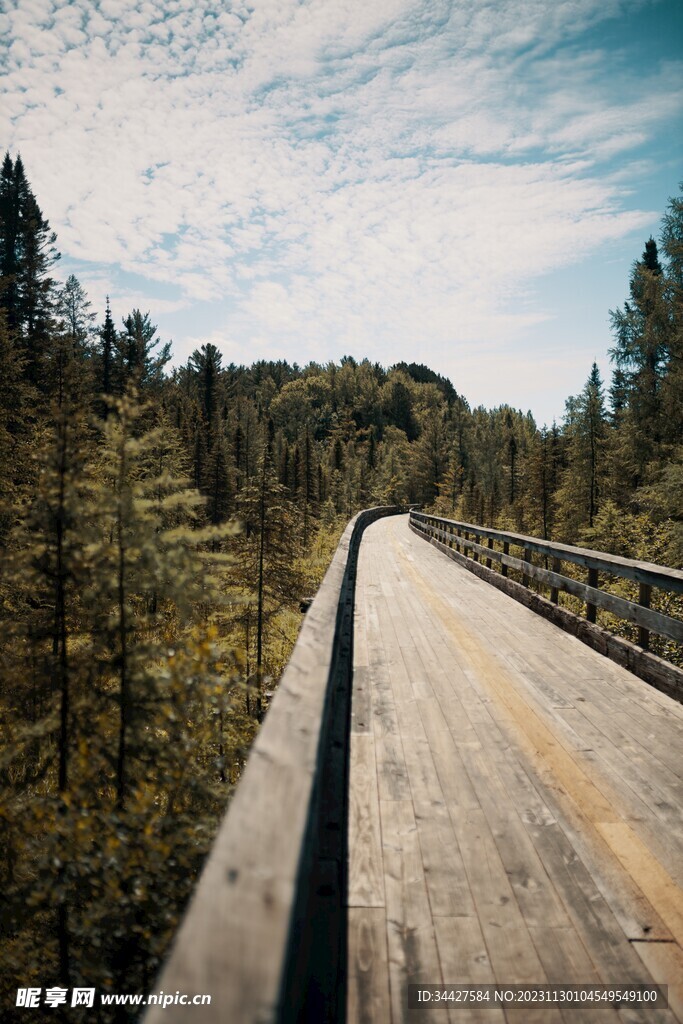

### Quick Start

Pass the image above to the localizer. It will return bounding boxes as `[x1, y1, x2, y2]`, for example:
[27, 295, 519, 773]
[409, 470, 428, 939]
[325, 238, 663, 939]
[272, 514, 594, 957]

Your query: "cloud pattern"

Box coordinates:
[1, 0, 681, 416]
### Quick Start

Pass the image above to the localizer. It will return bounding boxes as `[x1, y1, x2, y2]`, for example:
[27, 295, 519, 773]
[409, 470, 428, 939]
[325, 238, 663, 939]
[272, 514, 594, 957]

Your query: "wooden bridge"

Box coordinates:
[147, 510, 683, 1024]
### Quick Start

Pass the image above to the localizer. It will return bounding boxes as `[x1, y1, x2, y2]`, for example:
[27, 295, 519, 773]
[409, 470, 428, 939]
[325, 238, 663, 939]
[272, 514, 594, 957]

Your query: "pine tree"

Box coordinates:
[0, 153, 59, 391]
[117, 310, 170, 394]
[555, 364, 609, 538]
[95, 297, 118, 411]
[659, 188, 683, 446]
[610, 237, 671, 480]
[0, 311, 37, 543]
[230, 434, 302, 718]
[412, 408, 448, 505]
[56, 274, 96, 345]
[189, 343, 223, 438]
[0, 385, 92, 989]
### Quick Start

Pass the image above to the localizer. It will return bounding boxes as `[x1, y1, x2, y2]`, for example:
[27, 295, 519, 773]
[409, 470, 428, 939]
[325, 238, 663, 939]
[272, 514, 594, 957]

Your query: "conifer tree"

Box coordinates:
[56, 274, 96, 345]
[555, 364, 609, 538]
[230, 434, 302, 718]
[96, 297, 117, 406]
[117, 310, 170, 394]
[0, 311, 37, 543]
[610, 237, 671, 480]
[659, 188, 683, 445]
[0, 153, 59, 391]
[189, 343, 223, 437]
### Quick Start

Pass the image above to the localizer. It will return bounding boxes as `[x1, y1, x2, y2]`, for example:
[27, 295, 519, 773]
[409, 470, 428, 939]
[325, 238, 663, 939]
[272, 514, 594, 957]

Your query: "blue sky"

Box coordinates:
[2, 0, 681, 425]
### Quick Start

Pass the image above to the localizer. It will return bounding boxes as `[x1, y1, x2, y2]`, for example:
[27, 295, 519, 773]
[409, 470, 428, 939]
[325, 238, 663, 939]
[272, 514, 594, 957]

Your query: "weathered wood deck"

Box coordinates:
[347, 515, 683, 1023]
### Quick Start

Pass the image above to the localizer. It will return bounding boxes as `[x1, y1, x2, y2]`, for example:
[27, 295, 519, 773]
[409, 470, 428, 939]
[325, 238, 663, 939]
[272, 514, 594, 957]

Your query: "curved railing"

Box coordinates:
[145, 506, 404, 1024]
[410, 510, 683, 700]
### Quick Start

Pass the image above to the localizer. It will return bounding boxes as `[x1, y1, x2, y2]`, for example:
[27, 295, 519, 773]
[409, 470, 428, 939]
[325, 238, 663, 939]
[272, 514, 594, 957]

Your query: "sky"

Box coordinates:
[2, 0, 682, 426]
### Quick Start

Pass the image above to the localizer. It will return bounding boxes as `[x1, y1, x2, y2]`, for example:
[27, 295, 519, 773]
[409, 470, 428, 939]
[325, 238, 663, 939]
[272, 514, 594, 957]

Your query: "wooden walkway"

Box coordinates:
[347, 515, 683, 1023]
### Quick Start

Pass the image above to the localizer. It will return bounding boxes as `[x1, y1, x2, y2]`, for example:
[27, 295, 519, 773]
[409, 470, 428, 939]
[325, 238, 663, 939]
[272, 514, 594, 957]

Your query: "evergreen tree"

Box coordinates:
[56, 274, 96, 345]
[555, 364, 608, 537]
[117, 310, 170, 394]
[659, 188, 683, 445]
[188, 343, 223, 439]
[610, 237, 671, 480]
[230, 435, 303, 718]
[96, 297, 117, 408]
[0, 311, 37, 543]
[0, 153, 60, 391]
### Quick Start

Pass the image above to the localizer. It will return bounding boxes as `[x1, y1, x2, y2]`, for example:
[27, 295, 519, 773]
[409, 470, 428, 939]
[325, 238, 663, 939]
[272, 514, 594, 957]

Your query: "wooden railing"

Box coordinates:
[410, 511, 683, 645]
[145, 506, 403, 1024]
[410, 511, 683, 698]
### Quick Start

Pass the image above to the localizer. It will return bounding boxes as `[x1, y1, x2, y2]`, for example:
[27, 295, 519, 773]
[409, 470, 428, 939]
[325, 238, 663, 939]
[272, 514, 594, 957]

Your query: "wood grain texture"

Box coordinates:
[412, 518, 683, 701]
[420, 517, 683, 643]
[348, 515, 683, 1023]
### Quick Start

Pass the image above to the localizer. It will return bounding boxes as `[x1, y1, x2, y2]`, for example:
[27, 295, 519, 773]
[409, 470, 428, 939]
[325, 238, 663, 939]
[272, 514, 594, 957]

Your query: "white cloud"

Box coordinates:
[1, 0, 680, 420]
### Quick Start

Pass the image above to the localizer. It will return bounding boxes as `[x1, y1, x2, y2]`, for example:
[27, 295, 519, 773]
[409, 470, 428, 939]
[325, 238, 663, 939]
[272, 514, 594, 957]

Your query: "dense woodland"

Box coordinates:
[1, 152, 682, 1017]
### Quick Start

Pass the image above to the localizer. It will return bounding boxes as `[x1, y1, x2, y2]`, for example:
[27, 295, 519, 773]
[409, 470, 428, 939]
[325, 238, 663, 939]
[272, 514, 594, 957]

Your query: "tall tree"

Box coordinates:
[0, 152, 60, 390]
[609, 237, 671, 481]
[555, 364, 608, 537]
[230, 435, 302, 718]
[117, 310, 170, 394]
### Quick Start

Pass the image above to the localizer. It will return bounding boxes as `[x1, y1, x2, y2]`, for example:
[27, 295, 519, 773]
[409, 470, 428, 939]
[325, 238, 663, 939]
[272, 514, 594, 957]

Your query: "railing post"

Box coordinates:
[487, 537, 493, 569]
[473, 532, 479, 562]
[638, 582, 651, 649]
[523, 547, 531, 587]
[457, 527, 461, 553]
[586, 567, 598, 622]
[502, 541, 509, 577]
[551, 557, 561, 604]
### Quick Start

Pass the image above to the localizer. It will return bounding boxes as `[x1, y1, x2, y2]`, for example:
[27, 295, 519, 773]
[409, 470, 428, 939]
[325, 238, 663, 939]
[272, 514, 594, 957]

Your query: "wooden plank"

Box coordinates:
[380, 799, 443, 1023]
[357, 516, 683, 1024]
[527, 927, 622, 1024]
[348, 733, 385, 908]
[347, 908, 391, 1024]
[450, 703, 572, 931]
[556, 711, 683, 872]
[430, 531, 683, 642]
[561, 704, 683, 829]
[400, 644, 437, 700]
[351, 665, 372, 734]
[584, 696, 683, 784]
[433, 917, 506, 1024]
[415, 524, 683, 700]
[631, 940, 683, 1024]
[442, 590, 683, 853]
[416, 698, 481, 814]
[374, 727, 412, 803]
[399, 727, 477, 919]
[428, 598, 679, 947]
[447, 806, 549, 985]
[524, 816, 668, 985]
[389, 524, 683, 946]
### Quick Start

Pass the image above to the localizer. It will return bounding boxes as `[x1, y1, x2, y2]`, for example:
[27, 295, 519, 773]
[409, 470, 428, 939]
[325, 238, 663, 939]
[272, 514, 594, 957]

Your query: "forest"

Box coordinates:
[1, 152, 682, 1017]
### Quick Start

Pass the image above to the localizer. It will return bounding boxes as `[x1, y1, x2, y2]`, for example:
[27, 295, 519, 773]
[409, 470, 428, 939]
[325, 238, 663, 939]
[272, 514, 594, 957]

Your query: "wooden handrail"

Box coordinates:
[410, 511, 683, 648]
[411, 511, 683, 594]
[145, 506, 403, 1024]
